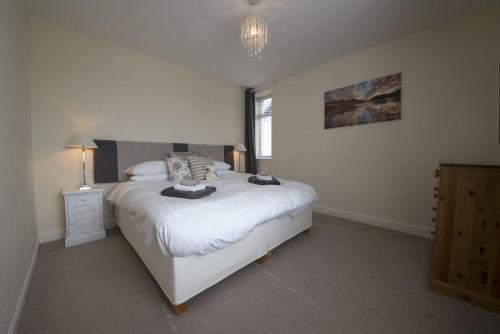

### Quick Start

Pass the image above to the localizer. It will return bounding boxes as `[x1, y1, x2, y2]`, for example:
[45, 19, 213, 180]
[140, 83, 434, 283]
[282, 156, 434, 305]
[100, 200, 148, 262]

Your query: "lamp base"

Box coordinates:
[79, 184, 91, 191]
[239, 152, 245, 173]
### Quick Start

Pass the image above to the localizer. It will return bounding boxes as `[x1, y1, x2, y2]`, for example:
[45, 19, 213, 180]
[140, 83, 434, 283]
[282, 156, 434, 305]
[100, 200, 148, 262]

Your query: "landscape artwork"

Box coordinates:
[324, 73, 401, 129]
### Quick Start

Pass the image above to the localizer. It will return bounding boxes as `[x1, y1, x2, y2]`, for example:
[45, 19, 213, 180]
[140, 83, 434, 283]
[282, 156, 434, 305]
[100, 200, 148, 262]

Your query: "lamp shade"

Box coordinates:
[66, 134, 98, 149]
[235, 143, 247, 152]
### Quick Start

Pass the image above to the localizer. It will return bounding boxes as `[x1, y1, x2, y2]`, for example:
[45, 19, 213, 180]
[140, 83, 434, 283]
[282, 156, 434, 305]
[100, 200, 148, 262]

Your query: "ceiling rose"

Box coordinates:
[240, 1, 268, 59]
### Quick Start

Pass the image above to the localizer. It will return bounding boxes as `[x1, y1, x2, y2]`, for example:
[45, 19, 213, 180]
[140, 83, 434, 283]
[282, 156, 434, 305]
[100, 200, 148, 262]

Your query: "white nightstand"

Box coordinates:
[62, 188, 106, 247]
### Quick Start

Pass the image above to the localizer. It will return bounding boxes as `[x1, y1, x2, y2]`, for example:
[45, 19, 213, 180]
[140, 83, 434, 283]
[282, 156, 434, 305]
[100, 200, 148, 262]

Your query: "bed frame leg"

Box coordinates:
[255, 251, 272, 264]
[168, 301, 187, 316]
[303, 228, 311, 234]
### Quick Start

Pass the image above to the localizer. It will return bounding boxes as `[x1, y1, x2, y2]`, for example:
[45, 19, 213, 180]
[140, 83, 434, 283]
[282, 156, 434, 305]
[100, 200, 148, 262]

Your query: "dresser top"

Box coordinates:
[439, 161, 500, 168]
[62, 188, 104, 196]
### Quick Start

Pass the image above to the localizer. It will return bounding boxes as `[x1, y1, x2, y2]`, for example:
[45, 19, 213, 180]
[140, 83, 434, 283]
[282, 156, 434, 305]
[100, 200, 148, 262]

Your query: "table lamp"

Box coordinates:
[234, 143, 247, 173]
[66, 134, 98, 190]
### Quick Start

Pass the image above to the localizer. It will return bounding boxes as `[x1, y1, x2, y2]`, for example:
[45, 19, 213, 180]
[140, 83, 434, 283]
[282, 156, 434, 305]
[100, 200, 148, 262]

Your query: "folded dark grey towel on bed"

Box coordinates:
[248, 176, 281, 185]
[161, 186, 216, 199]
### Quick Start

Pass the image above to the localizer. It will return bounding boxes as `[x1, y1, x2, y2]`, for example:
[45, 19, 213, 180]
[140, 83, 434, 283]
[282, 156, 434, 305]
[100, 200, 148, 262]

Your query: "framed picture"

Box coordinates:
[324, 73, 401, 129]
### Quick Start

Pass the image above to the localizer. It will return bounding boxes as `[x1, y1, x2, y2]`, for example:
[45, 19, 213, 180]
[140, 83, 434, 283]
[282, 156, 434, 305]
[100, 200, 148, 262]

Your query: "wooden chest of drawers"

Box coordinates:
[430, 163, 500, 314]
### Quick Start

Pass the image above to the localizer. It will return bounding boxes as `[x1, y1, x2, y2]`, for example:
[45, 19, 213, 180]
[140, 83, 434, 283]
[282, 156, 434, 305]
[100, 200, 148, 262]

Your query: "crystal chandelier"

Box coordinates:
[240, 14, 268, 58]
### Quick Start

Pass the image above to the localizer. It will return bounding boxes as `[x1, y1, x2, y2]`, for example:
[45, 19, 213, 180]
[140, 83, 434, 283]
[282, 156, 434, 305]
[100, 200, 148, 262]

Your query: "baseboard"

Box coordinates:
[39, 224, 117, 244]
[38, 229, 65, 243]
[103, 220, 116, 229]
[8, 239, 39, 334]
[313, 205, 432, 239]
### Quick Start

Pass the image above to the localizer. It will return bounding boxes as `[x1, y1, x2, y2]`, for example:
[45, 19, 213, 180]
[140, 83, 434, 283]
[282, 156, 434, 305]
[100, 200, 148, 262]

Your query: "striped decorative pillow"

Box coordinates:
[188, 156, 214, 181]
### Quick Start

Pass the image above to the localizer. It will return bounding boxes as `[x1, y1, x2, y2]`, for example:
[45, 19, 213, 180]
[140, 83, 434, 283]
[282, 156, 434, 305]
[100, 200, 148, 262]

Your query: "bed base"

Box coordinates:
[116, 206, 312, 315]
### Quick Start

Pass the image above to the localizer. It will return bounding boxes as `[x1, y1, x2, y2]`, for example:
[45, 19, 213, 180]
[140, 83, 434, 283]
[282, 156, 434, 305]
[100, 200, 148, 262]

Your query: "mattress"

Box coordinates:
[107, 172, 317, 257]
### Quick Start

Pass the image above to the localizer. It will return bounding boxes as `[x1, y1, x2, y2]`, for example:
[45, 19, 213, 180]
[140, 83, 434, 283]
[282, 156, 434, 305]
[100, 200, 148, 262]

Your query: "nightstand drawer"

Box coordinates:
[67, 204, 102, 238]
[67, 192, 100, 209]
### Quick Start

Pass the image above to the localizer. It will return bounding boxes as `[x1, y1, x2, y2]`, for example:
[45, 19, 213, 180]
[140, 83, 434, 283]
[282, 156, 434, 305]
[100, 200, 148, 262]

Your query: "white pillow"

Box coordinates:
[124, 160, 167, 176]
[129, 173, 168, 181]
[214, 160, 231, 171]
[215, 170, 234, 176]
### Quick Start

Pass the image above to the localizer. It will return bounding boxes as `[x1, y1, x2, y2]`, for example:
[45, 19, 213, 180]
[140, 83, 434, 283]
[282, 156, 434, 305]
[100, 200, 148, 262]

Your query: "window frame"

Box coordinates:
[255, 92, 272, 160]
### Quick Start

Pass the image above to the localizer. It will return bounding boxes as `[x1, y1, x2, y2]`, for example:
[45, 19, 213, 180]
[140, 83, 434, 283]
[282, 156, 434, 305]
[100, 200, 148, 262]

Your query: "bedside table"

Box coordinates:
[62, 188, 106, 247]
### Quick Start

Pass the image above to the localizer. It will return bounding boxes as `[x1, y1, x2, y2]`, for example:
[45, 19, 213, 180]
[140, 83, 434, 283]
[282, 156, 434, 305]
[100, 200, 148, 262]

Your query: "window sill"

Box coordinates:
[257, 157, 272, 160]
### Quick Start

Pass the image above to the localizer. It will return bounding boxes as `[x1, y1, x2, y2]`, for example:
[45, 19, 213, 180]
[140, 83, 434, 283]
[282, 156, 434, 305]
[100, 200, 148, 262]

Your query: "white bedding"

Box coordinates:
[107, 172, 318, 257]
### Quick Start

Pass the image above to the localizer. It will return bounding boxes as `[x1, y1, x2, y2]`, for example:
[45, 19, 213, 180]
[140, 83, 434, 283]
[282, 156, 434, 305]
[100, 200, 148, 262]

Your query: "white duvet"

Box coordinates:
[107, 172, 318, 257]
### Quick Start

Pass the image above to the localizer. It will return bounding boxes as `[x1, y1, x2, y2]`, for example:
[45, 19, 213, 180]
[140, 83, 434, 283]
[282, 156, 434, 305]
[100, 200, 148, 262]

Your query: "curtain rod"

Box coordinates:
[250, 82, 274, 92]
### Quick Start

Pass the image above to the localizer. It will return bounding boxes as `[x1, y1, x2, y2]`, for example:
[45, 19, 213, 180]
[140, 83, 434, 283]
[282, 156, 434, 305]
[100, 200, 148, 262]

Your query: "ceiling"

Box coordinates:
[24, 0, 493, 87]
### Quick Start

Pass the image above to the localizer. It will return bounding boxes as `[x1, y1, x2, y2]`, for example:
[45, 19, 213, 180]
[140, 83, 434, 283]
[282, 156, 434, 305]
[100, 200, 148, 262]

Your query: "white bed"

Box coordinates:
[108, 172, 317, 314]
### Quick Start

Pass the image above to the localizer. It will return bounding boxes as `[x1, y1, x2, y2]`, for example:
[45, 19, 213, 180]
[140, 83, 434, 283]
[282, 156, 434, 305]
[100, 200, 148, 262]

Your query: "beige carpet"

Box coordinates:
[19, 213, 500, 334]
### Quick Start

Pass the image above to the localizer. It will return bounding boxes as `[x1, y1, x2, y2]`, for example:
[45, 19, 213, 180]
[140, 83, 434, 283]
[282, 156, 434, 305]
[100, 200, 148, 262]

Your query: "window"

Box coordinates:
[255, 94, 272, 159]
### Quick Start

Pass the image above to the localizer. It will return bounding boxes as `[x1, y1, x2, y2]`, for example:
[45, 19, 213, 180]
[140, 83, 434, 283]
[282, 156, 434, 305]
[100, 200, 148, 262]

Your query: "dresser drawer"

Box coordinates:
[66, 192, 101, 209]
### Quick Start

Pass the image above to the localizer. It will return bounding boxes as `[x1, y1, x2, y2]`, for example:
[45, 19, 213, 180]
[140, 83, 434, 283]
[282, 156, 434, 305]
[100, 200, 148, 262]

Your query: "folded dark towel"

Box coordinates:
[161, 186, 216, 199]
[248, 176, 281, 185]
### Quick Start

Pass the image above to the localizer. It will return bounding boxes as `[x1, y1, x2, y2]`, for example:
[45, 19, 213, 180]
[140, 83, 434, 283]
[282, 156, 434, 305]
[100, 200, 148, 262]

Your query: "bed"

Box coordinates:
[94, 140, 317, 314]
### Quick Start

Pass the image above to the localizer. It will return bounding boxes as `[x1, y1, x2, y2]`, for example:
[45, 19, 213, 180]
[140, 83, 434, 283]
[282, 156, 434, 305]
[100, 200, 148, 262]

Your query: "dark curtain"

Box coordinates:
[245, 88, 257, 174]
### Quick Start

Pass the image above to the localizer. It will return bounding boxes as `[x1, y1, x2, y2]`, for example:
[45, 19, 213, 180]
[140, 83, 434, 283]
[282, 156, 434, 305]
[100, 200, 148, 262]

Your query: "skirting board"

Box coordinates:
[8, 239, 39, 334]
[104, 220, 117, 229]
[313, 205, 433, 239]
[39, 223, 116, 244]
[40, 210, 430, 241]
[38, 229, 65, 243]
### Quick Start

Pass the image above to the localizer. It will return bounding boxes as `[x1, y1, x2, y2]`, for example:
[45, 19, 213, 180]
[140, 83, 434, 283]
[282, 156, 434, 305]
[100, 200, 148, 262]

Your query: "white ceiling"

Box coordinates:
[24, 0, 493, 87]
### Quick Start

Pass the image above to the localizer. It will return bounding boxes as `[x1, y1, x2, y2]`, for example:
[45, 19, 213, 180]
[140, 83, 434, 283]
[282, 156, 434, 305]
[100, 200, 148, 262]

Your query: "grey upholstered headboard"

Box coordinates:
[93, 140, 234, 183]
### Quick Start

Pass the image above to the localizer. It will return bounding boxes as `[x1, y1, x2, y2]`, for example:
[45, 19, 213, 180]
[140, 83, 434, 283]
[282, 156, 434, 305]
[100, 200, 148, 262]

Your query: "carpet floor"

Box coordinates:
[19, 213, 500, 334]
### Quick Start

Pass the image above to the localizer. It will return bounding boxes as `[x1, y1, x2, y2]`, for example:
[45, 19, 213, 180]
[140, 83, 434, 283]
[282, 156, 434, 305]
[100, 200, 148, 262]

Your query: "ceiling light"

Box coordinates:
[241, 1, 268, 59]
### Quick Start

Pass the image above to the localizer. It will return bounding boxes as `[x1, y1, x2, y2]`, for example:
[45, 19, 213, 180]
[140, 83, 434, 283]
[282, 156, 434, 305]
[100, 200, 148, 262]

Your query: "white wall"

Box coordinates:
[264, 9, 500, 235]
[29, 20, 244, 237]
[0, 0, 38, 332]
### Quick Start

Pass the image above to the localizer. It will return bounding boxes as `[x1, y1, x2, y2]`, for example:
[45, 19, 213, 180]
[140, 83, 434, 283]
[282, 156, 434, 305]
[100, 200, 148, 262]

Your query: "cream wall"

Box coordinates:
[264, 9, 500, 234]
[0, 0, 38, 332]
[29, 20, 244, 237]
